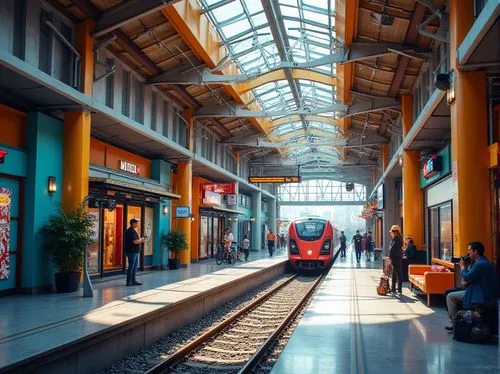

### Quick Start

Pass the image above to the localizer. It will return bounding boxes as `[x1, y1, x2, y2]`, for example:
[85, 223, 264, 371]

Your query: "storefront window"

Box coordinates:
[429, 202, 453, 261]
[200, 216, 208, 258]
[88, 208, 101, 275]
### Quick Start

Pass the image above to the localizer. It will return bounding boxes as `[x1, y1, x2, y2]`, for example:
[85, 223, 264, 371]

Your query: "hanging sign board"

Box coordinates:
[0, 188, 11, 280]
[423, 155, 441, 179]
[203, 191, 222, 206]
[202, 183, 237, 194]
[175, 206, 190, 218]
[248, 176, 301, 183]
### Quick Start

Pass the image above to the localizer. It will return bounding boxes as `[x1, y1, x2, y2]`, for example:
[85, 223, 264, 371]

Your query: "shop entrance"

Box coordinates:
[88, 200, 153, 278]
[199, 213, 226, 259]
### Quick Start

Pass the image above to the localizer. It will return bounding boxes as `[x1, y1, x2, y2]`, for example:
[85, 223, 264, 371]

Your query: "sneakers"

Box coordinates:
[444, 325, 453, 331]
[132, 281, 143, 286]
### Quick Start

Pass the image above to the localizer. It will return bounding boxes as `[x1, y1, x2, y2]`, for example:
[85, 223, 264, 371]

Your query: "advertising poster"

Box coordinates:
[144, 207, 154, 256]
[0, 188, 11, 280]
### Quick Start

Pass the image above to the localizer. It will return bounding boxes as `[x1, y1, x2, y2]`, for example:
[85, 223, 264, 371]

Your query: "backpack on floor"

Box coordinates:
[453, 309, 492, 343]
[376, 275, 390, 296]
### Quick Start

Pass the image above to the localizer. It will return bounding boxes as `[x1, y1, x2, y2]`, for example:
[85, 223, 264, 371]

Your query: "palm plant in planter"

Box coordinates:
[45, 202, 95, 293]
[164, 230, 187, 270]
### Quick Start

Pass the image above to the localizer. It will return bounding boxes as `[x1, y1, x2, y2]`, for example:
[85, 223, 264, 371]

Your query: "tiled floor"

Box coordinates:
[0, 248, 286, 370]
[272, 249, 499, 374]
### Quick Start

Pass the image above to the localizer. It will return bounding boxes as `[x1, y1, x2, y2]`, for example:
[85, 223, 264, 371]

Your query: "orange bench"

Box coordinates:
[408, 259, 455, 306]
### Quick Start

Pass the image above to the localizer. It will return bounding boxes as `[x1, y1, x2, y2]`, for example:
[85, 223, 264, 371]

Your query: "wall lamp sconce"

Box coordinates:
[228, 217, 232, 222]
[398, 156, 403, 167]
[233, 217, 239, 222]
[250, 217, 256, 222]
[190, 215, 195, 222]
[162, 205, 168, 215]
[48, 176, 57, 194]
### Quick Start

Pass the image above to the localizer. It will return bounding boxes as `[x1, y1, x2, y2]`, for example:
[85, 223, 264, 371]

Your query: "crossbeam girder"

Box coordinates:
[193, 102, 348, 118]
[94, 0, 182, 37]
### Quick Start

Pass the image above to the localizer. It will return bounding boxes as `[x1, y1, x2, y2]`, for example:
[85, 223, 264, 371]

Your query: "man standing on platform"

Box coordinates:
[352, 230, 363, 264]
[339, 231, 347, 258]
[388, 225, 404, 294]
[125, 218, 146, 286]
[267, 230, 276, 257]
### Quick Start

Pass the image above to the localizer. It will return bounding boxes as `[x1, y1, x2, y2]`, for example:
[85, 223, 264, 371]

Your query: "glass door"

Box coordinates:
[88, 208, 101, 275]
[213, 217, 219, 257]
[207, 217, 213, 257]
[200, 216, 208, 259]
[103, 204, 124, 272]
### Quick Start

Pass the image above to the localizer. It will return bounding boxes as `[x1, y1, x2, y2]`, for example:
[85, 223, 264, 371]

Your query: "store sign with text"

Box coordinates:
[202, 183, 237, 194]
[203, 191, 222, 206]
[119, 160, 141, 175]
[423, 155, 441, 179]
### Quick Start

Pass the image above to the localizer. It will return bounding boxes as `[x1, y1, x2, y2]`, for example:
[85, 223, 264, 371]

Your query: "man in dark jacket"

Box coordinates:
[340, 231, 347, 258]
[445, 241, 498, 329]
[388, 225, 404, 293]
[352, 230, 363, 264]
[125, 218, 146, 286]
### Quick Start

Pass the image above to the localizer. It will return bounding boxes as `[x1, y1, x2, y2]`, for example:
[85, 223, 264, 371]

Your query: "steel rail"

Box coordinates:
[237, 273, 325, 374]
[144, 274, 299, 374]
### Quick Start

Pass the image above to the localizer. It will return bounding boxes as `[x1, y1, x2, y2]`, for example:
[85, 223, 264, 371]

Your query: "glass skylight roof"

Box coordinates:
[198, 0, 339, 165]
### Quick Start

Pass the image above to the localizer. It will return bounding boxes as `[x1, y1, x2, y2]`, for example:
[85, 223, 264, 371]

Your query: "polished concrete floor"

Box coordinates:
[0, 248, 286, 369]
[272, 249, 499, 374]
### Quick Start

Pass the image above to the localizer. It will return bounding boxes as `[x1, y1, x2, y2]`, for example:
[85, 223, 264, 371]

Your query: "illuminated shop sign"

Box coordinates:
[203, 191, 222, 206]
[248, 176, 301, 183]
[202, 183, 237, 194]
[119, 160, 141, 175]
[176, 206, 190, 218]
[0, 149, 7, 164]
[423, 155, 441, 179]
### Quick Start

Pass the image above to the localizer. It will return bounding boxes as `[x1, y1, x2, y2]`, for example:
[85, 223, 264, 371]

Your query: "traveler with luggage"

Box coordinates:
[388, 225, 403, 294]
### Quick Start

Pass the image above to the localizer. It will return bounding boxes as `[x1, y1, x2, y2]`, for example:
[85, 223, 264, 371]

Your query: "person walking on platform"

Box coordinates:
[388, 225, 403, 293]
[267, 230, 276, 257]
[366, 231, 374, 262]
[339, 231, 347, 258]
[352, 230, 363, 264]
[242, 235, 250, 261]
[125, 218, 146, 286]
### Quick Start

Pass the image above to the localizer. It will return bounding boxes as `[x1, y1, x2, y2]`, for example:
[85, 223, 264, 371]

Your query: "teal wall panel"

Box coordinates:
[0, 145, 27, 177]
[22, 112, 64, 291]
[151, 160, 173, 268]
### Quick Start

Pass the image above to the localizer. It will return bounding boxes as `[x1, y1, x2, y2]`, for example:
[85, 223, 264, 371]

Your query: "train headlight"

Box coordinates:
[289, 239, 299, 255]
[307, 249, 312, 255]
[320, 239, 332, 255]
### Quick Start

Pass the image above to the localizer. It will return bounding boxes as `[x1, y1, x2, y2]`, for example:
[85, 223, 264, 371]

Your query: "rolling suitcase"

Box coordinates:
[453, 309, 492, 343]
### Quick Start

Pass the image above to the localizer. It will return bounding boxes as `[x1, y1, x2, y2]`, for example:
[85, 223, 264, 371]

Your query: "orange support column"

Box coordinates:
[62, 19, 94, 210]
[450, 0, 491, 258]
[177, 161, 192, 266]
[401, 95, 423, 247]
[62, 111, 91, 210]
[382, 144, 389, 171]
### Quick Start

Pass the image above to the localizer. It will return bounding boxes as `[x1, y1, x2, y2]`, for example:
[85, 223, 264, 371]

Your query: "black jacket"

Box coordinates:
[353, 234, 363, 249]
[389, 235, 403, 259]
[405, 243, 417, 262]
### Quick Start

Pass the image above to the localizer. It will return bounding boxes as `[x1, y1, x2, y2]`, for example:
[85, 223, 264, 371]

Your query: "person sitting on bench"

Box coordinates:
[445, 241, 498, 331]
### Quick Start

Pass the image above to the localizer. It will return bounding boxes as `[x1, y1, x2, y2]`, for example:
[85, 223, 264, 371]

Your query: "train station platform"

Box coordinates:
[0, 249, 287, 374]
[272, 249, 499, 374]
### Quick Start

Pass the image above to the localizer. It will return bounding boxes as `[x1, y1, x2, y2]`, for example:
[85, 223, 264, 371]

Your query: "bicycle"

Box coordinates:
[216, 243, 235, 265]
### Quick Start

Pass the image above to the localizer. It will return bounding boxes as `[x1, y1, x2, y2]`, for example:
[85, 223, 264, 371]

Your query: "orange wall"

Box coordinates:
[0, 104, 26, 149]
[89, 138, 151, 178]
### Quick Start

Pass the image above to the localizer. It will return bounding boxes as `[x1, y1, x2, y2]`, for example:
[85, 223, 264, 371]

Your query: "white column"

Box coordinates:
[269, 197, 277, 233]
[252, 191, 262, 251]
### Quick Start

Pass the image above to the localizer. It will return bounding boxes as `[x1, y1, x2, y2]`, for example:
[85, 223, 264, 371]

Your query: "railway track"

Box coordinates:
[145, 274, 324, 374]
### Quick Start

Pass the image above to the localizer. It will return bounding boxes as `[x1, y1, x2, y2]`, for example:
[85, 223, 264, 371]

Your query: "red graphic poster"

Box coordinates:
[0, 188, 11, 280]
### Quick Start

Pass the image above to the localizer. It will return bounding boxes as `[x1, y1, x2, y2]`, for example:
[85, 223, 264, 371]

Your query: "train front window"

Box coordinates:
[296, 220, 326, 241]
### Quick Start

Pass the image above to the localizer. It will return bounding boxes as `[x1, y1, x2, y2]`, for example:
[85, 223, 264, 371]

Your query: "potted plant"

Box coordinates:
[164, 230, 187, 270]
[45, 202, 95, 293]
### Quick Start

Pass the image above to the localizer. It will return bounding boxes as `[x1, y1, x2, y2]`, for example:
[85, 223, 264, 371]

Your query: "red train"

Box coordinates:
[288, 217, 338, 270]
